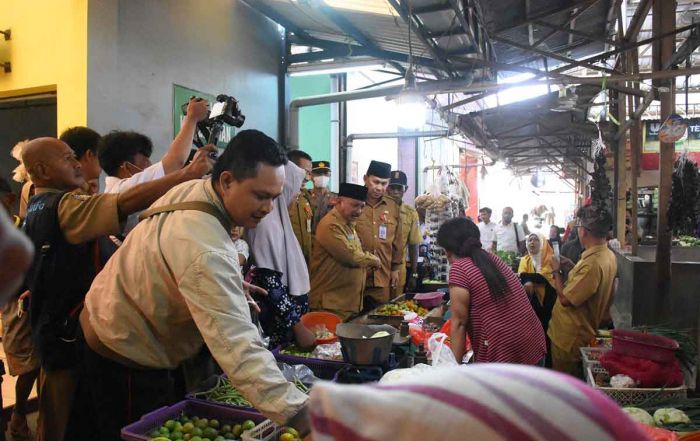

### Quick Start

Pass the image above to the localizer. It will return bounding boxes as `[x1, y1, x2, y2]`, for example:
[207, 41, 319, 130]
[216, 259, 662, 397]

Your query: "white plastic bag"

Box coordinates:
[427, 333, 458, 367]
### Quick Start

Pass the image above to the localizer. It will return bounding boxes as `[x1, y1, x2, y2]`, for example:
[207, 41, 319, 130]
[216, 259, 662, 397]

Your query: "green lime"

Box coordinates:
[197, 418, 209, 429]
[192, 427, 203, 437]
[165, 419, 177, 430]
[172, 431, 184, 440]
[242, 420, 256, 431]
[183, 434, 192, 441]
[190, 437, 202, 441]
[175, 422, 184, 432]
[192, 416, 200, 423]
[159, 426, 170, 435]
[283, 427, 300, 438]
[214, 437, 225, 441]
[150, 437, 171, 441]
[149, 429, 161, 438]
[220, 424, 231, 434]
[232, 424, 242, 436]
[203, 427, 218, 439]
[208, 419, 220, 429]
[222, 432, 233, 439]
[182, 422, 194, 433]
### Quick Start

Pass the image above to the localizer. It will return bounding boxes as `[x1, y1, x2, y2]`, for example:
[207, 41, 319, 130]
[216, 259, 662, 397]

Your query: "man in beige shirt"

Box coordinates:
[80, 130, 310, 439]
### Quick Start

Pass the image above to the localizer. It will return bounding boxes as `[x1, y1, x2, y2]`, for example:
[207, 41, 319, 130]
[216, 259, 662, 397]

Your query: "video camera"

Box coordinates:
[182, 94, 245, 147]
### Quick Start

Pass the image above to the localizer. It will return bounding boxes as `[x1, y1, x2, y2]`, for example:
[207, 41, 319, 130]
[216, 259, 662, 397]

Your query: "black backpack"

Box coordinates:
[24, 192, 97, 370]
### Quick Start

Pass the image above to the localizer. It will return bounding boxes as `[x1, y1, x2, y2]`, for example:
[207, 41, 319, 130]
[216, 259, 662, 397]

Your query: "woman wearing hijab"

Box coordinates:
[518, 233, 557, 367]
[437, 218, 546, 365]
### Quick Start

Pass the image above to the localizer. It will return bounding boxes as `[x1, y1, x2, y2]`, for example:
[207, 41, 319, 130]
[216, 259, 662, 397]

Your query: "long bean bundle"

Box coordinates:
[191, 377, 252, 407]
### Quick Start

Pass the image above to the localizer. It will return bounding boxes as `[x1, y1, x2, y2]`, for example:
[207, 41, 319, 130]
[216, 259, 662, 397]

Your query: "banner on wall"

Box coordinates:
[642, 119, 700, 169]
[172, 84, 234, 149]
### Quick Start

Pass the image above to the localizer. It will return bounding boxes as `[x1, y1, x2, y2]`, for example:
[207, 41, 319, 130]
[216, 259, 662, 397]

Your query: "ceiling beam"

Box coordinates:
[492, 0, 599, 34]
[529, 0, 601, 48]
[386, 0, 455, 78]
[412, 2, 452, 15]
[552, 22, 700, 73]
[532, 19, 619, 46]
[491, 34, 618, 75]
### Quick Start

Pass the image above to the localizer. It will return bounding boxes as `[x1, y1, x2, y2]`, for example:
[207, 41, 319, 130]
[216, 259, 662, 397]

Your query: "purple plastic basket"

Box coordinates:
[121, 399, 265, 441]
[414, 291, 445, 309]
[272, 346, 349, 380]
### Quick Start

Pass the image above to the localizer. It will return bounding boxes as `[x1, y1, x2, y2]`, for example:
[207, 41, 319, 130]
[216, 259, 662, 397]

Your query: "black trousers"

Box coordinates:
[68, 340, 179, 441]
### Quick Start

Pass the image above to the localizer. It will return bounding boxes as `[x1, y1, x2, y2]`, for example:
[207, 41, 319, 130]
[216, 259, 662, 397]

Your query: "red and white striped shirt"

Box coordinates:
[449, 253, 546, 364]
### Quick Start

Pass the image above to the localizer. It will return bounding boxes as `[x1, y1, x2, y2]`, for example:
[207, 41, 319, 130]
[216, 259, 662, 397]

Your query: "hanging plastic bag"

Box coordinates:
[428, 333, 458, 367]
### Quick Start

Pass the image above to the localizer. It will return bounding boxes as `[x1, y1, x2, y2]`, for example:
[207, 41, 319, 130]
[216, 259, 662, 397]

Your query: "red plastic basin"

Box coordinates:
[611, 329, 679, 363]
[414, 291, 445, 309]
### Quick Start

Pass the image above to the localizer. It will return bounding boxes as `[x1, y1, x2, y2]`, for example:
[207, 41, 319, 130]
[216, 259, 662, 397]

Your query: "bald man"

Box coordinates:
[21, 137, 214, 441]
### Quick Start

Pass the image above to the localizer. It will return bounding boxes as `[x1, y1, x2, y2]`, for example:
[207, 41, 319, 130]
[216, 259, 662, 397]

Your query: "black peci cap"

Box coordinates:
[389, 170, 407, 187]
[339, 183, 368, 201]
[366, 160, 391, 179]
[312, 161, 331, 172]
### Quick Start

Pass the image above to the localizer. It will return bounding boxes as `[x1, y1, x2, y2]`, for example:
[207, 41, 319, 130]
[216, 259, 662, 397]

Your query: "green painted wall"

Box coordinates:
[290, 75, 332, 163]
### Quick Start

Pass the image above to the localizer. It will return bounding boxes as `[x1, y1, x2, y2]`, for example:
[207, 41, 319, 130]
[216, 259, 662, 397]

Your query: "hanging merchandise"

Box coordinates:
[415, 166, 468, 282]
[668, 153, 700, 237]
[659, 114, 688, 144]
[590, 150, 612, 214]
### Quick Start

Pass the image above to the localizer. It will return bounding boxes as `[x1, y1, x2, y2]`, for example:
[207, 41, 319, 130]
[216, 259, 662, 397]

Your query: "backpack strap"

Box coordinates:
[138, 201, 232, 232]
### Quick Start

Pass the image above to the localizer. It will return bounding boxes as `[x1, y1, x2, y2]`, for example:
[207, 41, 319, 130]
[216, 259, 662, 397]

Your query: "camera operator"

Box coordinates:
[98, 97, 209, 232]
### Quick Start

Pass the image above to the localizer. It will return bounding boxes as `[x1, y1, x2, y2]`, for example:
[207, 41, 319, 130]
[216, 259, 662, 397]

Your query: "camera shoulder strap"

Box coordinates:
[138, 201, 231, 232]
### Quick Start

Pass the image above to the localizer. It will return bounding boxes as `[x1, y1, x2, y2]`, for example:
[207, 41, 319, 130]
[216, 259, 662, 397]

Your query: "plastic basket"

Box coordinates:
[121, 399, 265, 441]
[241, 419, 281, 441]
[580, 346, 611, 372]
[301, 311, 342, 344]
[611, 329, 679, 363]
[586, 364, 687, 407]
[272, 346, 349, 380]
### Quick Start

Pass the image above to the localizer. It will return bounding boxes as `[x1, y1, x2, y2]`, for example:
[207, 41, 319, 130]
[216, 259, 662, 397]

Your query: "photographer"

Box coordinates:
[98, 97, 209, 231]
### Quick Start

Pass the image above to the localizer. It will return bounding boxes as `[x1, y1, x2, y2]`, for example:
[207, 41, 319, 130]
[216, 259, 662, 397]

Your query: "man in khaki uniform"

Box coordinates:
[309, 161, 337, 230]
[356, 161, 402, 306]
[21, 137, 213, 441]
[387, 170, 422, 297]
[549, 206, 617, 379]
[310, 183, 381, 319]
[287, 150, 314, 265]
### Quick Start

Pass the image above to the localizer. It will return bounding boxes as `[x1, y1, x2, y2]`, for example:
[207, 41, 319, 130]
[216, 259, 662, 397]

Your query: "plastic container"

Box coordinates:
[241, 419, 282, 441]
[612, 329, 679, 363]
[335, 323, 396, 365]
[413, 291, 445, 309]
[272, 346, 349, 380]
[301, 311, 341, 344]
[121, 399, 265, 441]
[586, 364, 687, 407]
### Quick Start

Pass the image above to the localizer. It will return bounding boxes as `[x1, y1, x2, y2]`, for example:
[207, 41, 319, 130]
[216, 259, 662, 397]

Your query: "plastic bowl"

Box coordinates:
[335, 324, 397, 366]
[301, 311, 342, 344]
[414, 291, 445, 309]
[611, 329, 679, 363]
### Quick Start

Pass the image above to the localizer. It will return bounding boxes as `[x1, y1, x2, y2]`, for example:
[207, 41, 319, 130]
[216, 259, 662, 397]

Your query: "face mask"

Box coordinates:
[313, 176, 330, 188]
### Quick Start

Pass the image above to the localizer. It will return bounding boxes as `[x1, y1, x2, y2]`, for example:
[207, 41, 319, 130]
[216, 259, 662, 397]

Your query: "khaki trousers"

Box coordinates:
[37, 368, 78, 441]
[364, 287, 390, 304]
[550, 343, 583, 380]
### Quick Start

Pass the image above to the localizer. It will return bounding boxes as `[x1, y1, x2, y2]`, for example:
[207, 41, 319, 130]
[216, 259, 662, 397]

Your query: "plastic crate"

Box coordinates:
[272, 346, 349, 380]
[580, 346, 611, 373]
[586, 364, 687, 407]
[121, 399, 265, 441]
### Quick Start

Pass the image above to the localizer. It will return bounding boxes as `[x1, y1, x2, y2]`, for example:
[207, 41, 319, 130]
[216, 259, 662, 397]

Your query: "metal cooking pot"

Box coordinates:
[335, 323, 397, 366]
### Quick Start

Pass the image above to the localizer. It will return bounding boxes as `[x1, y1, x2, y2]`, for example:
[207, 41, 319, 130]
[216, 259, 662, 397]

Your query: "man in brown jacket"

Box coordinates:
[310, 183, 381, 319]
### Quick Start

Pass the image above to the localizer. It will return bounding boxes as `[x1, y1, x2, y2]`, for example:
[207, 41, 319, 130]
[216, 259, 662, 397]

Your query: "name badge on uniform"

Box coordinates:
[379, 224, 388, 240]
[306, 218, 312, 233]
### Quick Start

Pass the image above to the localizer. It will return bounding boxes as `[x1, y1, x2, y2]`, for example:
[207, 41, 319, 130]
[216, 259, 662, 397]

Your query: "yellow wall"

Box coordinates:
[0, 0, 88, 134]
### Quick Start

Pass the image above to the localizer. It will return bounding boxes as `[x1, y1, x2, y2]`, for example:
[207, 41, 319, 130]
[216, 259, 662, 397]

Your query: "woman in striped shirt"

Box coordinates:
[437, 218, 546, 364]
